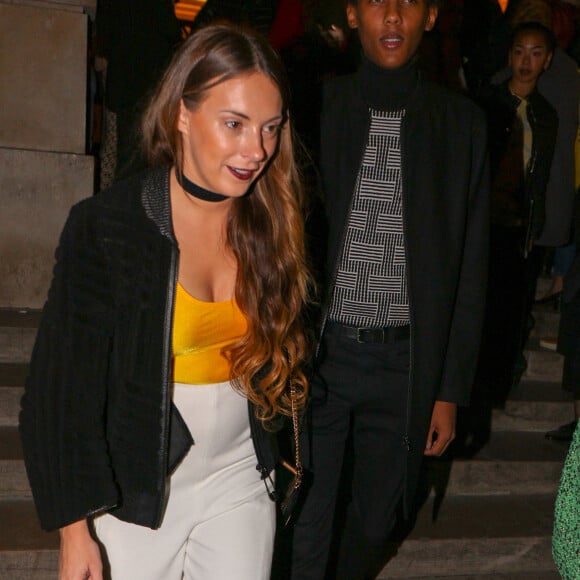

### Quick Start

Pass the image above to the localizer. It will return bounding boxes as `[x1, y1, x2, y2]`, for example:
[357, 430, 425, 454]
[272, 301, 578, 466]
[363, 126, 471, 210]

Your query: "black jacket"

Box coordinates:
[478, 80, 558, 247]
[318, 64, 489, 498]
[19, 169, 278, 532]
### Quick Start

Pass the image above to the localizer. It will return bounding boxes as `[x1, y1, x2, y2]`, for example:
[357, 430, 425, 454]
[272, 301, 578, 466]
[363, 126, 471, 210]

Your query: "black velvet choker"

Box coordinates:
[359, 54, 419, 111]
[176, 171, 229, 202]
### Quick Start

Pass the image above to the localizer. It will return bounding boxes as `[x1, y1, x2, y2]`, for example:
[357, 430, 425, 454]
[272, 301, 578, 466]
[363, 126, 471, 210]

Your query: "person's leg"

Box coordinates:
[553, 243, 576, 279]
[546, 284, 580, 441]
[512, 246, 547, 385]
[335, 338, 409, 580]
[177, 381, 276, 579]
[183, 490, 275, 579]
[95, 381, 274, 579]
[93, 385, 205, 579]
[478, 225, 525, 399]
[538, 243, 577, 302]
[290, 332, 356, 580]
[93, 511, 187, 580]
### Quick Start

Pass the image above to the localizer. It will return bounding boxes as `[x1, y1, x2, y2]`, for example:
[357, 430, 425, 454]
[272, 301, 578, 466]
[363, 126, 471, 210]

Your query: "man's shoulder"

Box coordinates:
[415, 81, 486, 133]
[419, 81, 482, 114]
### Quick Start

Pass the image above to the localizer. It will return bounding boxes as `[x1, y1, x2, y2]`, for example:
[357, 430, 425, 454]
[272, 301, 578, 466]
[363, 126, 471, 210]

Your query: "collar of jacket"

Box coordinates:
[498, 79, 543, 112]
[141, 166, 177, 243]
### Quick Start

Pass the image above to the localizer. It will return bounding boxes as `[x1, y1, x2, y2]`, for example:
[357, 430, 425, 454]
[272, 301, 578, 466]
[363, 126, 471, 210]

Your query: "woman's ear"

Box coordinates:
[177, 99, 190, 135]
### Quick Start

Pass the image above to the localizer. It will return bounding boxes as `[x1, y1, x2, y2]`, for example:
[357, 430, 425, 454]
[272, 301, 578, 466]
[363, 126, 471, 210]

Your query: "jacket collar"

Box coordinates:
[141, 167, 176, 243]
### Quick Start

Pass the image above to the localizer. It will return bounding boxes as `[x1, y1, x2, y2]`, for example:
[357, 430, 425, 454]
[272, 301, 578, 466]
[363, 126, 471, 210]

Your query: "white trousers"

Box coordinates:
[94, 381, 275, 580]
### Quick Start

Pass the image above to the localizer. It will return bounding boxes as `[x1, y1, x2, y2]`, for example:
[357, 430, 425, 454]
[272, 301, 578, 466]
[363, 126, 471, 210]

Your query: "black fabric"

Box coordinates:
[325, 321, 410, 344]
[96, 0, 182, 112]
[95, 1, 182, 181]
[359, 53, 419, 111]
[291, 333, 410, 579]
[192, 0, 277, 35]
[477, 80, 558, 245]
[478, 225, 529, 395]
[292, 66, 489, 578]
[167, 402, 195, 476]
[175, 171, 229, 202]
[318, 69, 489, 454]
[19, 168, 279, 531]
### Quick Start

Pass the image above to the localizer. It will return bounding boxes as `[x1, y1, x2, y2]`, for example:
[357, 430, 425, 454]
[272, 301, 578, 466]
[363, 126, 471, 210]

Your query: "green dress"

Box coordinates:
[553, 420, 580, 578]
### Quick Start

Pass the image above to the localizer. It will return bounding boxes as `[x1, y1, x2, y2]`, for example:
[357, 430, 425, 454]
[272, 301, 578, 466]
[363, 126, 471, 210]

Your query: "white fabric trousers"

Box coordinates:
[94, 381, 275, 580]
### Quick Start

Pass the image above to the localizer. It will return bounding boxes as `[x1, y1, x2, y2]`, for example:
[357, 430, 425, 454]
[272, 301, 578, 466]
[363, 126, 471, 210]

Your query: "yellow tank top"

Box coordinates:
[172, 282, 247, 384]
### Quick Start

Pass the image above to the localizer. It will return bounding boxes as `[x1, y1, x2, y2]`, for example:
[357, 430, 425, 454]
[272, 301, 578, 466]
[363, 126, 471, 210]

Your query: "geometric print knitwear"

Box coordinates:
[328, 108, 409, 328]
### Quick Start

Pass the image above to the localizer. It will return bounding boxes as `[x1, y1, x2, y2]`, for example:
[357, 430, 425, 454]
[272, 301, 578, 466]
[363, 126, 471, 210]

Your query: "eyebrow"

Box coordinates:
[220, 110, 284, 123]
[513, 43, 547, 49]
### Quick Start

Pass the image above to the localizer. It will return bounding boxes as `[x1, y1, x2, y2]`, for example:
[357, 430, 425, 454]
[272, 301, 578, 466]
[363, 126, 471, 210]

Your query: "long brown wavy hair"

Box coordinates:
[142, 22, 311, 425]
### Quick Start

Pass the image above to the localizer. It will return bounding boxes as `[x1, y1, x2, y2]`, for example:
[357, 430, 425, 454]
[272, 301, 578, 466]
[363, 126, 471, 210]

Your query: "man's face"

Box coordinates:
[347, 0, 438, 69]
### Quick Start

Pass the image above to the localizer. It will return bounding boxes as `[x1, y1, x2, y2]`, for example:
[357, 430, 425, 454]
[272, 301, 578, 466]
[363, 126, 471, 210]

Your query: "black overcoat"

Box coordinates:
[317, 70, 489, 500]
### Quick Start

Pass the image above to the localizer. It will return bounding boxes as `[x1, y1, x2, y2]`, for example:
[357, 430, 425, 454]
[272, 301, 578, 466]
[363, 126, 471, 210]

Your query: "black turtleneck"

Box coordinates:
[359, 54, 419, 111]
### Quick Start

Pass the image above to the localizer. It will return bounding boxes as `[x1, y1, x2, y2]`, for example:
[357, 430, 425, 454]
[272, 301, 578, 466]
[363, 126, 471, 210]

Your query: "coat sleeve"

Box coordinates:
[530, 105, 559, 241]
[437, 108, 490, 405]
[19, 202, 119, 531]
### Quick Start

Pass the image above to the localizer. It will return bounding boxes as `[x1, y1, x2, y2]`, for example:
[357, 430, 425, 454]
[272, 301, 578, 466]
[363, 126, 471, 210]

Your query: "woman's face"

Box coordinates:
[509, 30, 553, 88]
[177, 72, 284, 198]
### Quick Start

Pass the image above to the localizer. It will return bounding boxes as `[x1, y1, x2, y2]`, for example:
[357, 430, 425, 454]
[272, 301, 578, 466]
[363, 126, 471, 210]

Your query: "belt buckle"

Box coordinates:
[356, 328, 385, 343]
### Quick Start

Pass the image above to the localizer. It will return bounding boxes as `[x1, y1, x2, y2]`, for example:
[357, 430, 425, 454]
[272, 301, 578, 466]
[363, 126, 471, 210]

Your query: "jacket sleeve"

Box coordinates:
[19, 202, 119, 531]
[530, 106, 559, 241]
[437, 108, 490, 405]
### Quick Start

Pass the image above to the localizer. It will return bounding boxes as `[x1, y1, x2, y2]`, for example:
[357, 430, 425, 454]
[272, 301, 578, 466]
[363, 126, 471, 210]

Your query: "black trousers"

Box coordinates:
[478, 226, 544, 398]
[291, 326, 410, 580]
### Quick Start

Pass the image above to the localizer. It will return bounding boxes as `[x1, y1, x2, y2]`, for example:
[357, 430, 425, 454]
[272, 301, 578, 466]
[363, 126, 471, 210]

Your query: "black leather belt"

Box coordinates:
[326, 321, 410, 344]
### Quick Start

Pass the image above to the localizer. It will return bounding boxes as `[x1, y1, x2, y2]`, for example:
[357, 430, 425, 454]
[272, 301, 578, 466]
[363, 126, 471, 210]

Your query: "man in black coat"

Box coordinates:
[290, 0, 489, 578]
[95, 0, 182, 181]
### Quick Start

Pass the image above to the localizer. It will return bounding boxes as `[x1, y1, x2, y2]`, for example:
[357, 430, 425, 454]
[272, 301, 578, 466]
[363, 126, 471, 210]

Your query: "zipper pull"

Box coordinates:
[402, 436, 411, 451]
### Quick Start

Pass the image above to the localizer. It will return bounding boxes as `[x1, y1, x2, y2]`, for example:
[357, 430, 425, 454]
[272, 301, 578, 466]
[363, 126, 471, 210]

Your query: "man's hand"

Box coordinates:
[424, 400, 457, 456]
[59, 519, 103, 580]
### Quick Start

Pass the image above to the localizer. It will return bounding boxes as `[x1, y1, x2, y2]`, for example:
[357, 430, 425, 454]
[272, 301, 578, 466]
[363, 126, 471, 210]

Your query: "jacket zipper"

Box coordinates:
[154, 242, 179, 527]
[400, 111, 414, 518]
[523, 103, 538, 258]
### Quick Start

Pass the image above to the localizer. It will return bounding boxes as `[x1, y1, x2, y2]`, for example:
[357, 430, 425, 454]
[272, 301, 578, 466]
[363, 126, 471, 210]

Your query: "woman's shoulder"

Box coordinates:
[60, 168, 170, 249]
[72, 167, 168, 220]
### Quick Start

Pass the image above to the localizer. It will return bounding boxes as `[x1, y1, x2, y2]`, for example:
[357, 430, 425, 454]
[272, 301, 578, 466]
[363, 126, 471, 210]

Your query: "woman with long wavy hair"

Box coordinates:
[20, 22, 311, 580]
